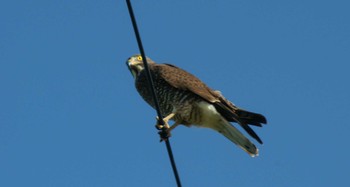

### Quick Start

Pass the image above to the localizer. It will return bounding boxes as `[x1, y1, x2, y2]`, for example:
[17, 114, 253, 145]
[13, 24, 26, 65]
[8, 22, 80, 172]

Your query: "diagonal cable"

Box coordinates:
[125, 1, 182, 187]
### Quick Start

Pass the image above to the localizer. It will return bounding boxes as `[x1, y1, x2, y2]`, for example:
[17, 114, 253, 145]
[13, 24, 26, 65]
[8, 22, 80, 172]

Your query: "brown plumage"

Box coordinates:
[126, 54, 267, 156]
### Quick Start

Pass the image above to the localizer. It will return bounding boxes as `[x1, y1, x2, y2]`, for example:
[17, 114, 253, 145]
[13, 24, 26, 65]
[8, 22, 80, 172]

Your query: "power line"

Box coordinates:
[125, 1, 182, 187]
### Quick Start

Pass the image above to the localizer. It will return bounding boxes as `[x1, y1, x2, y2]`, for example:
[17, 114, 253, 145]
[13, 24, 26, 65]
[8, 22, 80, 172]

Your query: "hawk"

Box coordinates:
[126, 54, 267, 157]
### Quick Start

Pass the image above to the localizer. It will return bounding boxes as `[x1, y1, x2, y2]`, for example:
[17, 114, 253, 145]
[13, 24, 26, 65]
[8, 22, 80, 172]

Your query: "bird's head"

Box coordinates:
[126, 54, 155, 78]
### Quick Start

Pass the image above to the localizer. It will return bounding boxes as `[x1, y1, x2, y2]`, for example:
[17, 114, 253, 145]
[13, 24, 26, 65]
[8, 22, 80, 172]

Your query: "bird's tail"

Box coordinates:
[235, 108, 267, 127]
[234, 109, 267, 144]
[213, 103, 266, 144]
[212, 119, 258, 157]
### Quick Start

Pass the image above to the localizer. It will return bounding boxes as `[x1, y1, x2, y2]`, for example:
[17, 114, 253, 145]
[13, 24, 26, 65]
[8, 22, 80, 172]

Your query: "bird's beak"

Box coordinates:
[126, 58, 137, 78]
[126, 57, 130, 64]
[126, 58, 132, 72]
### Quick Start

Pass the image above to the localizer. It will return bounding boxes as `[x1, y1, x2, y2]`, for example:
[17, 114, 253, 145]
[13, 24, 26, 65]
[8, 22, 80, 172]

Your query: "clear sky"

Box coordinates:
[1, 0, 349, 186]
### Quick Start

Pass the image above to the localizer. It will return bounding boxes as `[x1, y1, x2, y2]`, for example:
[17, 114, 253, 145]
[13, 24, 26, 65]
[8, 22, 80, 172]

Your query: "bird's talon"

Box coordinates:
[155, 116, 167, 130]
[155, 124, 163, 130]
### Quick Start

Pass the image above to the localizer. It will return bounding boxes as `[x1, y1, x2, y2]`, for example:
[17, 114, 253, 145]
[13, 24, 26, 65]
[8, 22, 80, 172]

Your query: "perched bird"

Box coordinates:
[126, 54, 267, 157]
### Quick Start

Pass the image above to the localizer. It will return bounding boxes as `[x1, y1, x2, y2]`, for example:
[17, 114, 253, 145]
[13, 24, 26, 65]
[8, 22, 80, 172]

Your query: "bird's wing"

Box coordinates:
[154, 64, 241, 117]
[154, 63, 220, 103]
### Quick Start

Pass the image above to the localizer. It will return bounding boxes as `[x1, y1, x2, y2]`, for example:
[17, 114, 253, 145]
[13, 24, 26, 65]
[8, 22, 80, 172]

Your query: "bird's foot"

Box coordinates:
[155, 123, 164, 130]
[154, 116, 170, 130]
[155, 116, 171, 141]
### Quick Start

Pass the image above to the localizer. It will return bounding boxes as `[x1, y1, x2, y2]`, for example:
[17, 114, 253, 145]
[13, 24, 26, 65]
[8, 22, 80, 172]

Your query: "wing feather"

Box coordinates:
[154, 64, 219, 103]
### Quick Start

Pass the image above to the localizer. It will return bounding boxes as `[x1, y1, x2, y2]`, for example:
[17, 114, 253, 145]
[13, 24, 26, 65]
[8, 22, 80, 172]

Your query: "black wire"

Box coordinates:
[126, 1, 182, 187]
[125, 0, 163, 125]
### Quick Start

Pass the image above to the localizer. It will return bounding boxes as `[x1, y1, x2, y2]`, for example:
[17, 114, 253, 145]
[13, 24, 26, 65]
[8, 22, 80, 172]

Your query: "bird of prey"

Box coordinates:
[126, 54, 267, 157]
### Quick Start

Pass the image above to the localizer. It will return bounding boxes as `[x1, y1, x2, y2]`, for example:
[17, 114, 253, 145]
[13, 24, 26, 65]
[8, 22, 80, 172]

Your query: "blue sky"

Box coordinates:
[1, 0, 349, 186]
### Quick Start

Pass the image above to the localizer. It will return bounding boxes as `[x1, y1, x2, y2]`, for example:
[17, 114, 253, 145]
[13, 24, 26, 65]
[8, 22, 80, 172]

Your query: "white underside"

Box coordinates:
[196, 101, 222, 128]
[195, 101, 258, 157]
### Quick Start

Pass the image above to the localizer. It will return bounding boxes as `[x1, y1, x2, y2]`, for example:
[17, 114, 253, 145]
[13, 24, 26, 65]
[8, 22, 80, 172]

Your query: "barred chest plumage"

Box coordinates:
[135, 68, 202, 125]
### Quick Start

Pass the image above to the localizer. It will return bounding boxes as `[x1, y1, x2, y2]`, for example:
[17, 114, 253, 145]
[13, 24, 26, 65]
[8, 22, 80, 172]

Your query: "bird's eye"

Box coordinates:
[137, 56, 142, 61]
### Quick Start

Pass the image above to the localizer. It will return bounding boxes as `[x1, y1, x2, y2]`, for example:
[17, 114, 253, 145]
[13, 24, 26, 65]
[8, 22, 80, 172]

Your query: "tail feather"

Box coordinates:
[240, 123, 263, 144]
[213, 103, 267, 127]
[234, 109, 266, 144]
[214, 103, 266, 144]
[236, 109, 267, 125]
[212, 119, 259, 157]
